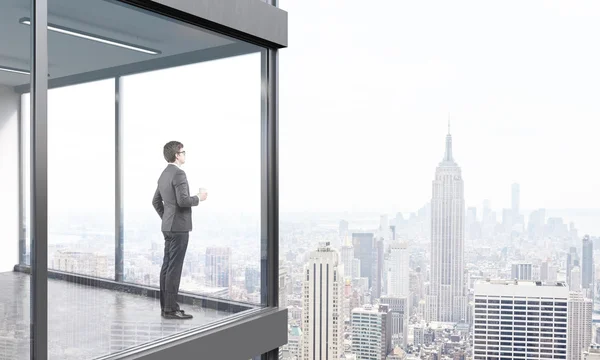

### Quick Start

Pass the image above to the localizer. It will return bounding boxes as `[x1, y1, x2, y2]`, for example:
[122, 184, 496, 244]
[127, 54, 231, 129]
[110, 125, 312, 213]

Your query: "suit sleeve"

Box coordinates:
[152, 186, 164, 219]
[173, 170, 200, 208]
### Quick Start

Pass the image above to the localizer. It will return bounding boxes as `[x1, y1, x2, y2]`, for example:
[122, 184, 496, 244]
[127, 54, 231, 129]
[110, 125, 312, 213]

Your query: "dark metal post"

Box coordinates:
[115, 77, 124, 282]
[31, 0, 48, 358]
[18, 96, 26, 265]
[260, 48, 279, 308]
[261, 16, 280, 359]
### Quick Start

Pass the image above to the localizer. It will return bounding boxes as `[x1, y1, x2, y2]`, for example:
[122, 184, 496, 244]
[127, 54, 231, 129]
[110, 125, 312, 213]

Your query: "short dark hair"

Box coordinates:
[163, 141, 183, 163]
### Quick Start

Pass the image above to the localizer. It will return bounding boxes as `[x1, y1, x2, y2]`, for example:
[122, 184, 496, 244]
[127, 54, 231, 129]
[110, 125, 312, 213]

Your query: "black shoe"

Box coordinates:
[164, 310, 193, 319]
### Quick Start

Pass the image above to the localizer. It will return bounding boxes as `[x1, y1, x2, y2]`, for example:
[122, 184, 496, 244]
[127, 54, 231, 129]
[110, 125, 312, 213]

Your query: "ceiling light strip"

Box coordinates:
[0, 66, 30, 75]
[19, 18, 161, 55]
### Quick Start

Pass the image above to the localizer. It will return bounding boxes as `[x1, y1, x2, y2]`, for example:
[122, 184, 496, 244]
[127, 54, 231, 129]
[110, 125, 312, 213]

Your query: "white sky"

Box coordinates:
[20, 0, 600, 220]
[278, 0, 600, 214]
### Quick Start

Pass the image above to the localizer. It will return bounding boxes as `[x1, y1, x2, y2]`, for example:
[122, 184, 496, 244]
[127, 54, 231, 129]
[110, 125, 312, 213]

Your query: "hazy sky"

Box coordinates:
[278, 0, 600, 214]
[21, 1, 600, 223]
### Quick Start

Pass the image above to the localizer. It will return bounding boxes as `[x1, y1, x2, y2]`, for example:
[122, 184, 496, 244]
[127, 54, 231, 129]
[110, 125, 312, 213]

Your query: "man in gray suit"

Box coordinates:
[152, 141, 207, 319]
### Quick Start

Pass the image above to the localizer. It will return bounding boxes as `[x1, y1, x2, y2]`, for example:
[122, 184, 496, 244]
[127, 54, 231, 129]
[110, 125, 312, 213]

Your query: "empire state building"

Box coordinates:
[425, 124, 467, 323]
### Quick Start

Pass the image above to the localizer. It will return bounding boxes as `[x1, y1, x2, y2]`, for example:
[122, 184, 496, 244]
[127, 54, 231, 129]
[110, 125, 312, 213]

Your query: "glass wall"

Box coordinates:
[19, 0, 265, 358]
[121, 53, 262, 304]
[10, 0, 284, 358]
[0, 0, 31, 358]
[46, 80, 115, 279]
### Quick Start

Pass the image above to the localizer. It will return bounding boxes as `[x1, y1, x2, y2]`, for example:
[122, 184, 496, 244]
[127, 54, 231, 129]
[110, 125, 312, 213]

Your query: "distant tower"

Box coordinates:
[301, 243, 344, 360]
[582, 235, 594, 298]
[426, 122, 467, 323]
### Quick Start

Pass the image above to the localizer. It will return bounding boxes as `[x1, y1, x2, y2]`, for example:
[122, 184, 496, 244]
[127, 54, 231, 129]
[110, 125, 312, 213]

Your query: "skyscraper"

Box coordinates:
[473, 279, 568, 359]
[568, 247, 580, 286]
[205, 247, 232, 290]
[379, 296, 409, 347]
[582, 235, 594, 295]
[351, 304, 392, 360]
[352, 232, 374, 288]
[568, 291, 593, 360]
[388, 241, 410, 297]
[301, 243, 343, 360]
[373, 238, 384, 300]
[572, 266, 582, 292]
[426, 125, 467, 323]
[340, 245, 354, 281]
[541, 260, 549, 282]
[339, 219, 349, 239]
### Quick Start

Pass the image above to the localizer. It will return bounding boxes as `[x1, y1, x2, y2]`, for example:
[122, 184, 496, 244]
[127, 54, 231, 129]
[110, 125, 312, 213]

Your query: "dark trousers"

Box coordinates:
[160, 231, 189, 313]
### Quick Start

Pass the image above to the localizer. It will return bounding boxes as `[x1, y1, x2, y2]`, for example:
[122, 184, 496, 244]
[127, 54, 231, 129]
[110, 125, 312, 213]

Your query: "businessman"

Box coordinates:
[152, 141, 207, 319]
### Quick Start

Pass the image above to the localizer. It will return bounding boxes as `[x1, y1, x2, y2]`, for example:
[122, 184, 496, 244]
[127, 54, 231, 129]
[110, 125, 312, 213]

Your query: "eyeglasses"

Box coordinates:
[177, 151, 186, 155]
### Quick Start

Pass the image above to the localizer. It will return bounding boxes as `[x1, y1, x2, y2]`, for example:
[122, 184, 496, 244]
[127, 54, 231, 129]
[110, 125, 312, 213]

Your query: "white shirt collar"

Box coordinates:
[169, 162, 180, 168]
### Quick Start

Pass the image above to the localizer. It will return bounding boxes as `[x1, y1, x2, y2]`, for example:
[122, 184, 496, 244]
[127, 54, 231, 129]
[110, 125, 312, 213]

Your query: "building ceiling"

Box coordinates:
[0, 0, 235, 87]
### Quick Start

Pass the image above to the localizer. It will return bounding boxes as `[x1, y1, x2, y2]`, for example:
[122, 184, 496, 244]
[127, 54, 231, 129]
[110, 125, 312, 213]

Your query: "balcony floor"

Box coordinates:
[0, 271, 232, 360]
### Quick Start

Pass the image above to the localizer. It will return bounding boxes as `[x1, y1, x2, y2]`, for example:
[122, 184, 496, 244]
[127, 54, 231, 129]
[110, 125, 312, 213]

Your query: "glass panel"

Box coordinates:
[47, 79, 115, 279]
[1, 0, 31, 359]
[42, 0, 264, 358]
[121, 53, 262, 303]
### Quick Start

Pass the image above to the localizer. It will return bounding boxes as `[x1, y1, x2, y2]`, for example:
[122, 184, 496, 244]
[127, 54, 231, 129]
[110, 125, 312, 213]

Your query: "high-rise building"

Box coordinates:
[568, 247, 581, 286]
[245, 267, 260, 293]
[373, 238, 385, 300]
[351, 304, 392, 360]
[572, 267, 583, 292]
[301, 243, 343, 360]
[286, 325, 302, 360]
[473, 279, 569, 359]
[280, 264, 288, 308]
[541, 261, 549, 282]
[483, 199, 491, 225]
[380, 296, 409, 347]
[426, 126, 467, 323]
[352, 232, 374, 288]
[388, 241, 410, 298]
[583, 235, 594, 295]
[341, 245, 354, 280]
[511, 263, 533, 281]
[528, 208, 546, 240]
[548, 265, 559, 282]
[205, 247, 232, 290]
[568, 291, 593, 360]
[339, 220, 349, 244]
[352, 258, 361, 279]
[380, 215, 390, 239]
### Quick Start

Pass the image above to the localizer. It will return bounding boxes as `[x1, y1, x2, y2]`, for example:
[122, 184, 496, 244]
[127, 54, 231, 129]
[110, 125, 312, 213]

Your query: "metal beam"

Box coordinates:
[260, 46, 281, 360]
[115, 0, 287, 48]
[30, 0, 48, 359]
[262, 1, 281, 358]
[115, 77, 124, 282]
[18, 94, 26, 265]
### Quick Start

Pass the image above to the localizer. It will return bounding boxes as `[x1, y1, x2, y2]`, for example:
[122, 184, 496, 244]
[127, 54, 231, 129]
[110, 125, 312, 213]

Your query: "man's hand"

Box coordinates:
[198, 188, 208, 202]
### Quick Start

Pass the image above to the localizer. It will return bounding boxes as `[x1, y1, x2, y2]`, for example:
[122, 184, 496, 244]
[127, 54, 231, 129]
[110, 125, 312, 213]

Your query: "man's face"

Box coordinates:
[176, 147, 186, 165]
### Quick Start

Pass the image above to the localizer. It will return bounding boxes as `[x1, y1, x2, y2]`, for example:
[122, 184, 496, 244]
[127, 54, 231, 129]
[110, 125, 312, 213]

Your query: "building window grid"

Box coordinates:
[474, 298, 568, 356]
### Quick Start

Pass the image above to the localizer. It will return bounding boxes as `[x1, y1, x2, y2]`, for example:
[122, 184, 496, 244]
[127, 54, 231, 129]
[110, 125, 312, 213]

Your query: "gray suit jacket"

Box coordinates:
[152, 164, 200, 232]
